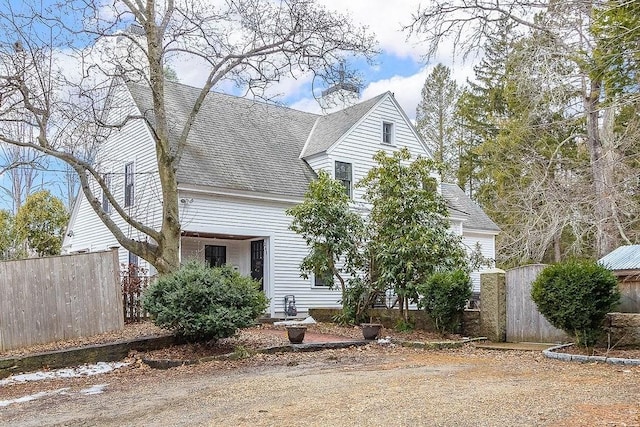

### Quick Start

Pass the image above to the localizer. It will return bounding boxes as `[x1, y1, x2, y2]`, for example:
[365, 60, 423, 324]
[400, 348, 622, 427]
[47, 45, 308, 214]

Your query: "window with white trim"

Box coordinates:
[314, 274, 330, 287]
[382, 121, 394, 144]
[102, 173, 111, 213]
[335, 161, 352, 198]
[124, 162, 135, 207]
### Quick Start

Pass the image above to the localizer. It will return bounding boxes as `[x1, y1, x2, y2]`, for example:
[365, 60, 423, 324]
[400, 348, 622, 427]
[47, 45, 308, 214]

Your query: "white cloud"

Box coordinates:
[316, 0, 427, 61]
[361, 69, 429, 121]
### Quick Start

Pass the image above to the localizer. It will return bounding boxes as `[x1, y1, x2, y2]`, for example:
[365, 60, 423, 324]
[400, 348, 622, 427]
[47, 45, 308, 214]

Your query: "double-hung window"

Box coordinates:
[124, 162, 135, 207]
[314, 271, 331, 287]
[335, 161, 352, 198]
[382, 121, 394, 144]
[102, 173, 111, 213]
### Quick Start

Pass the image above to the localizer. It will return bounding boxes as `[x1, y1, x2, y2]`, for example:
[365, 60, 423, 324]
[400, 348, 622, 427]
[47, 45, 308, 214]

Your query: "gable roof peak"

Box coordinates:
[301, 91, 389, 158]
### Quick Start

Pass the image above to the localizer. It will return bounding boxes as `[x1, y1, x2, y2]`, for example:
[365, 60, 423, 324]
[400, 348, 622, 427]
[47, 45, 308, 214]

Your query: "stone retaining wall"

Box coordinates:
[605, 313, 640, 347]
[308, 308, 481, 337]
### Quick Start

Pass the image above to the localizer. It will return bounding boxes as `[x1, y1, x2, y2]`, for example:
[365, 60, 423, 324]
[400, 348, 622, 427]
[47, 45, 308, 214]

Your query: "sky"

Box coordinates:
[168, 0, 477, 121]
[292, 0, 476, 119]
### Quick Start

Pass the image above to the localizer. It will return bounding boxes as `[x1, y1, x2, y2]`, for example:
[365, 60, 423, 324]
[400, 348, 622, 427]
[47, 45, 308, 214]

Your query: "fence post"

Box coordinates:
[480, 268, 507, 342]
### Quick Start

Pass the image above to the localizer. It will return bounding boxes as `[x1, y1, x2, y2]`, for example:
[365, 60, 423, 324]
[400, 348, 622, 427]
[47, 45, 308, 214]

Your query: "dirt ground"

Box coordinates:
[1, 343, 639, 427]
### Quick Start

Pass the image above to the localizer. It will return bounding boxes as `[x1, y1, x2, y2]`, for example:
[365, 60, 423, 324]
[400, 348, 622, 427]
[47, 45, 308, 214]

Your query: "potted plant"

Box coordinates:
[360, 322, 383, 340]
[286, 326, 307, 343]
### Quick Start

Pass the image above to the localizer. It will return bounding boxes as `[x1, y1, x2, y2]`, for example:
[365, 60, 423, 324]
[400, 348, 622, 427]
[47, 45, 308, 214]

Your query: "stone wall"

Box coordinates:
[308, 308, 482, 337]
[605, 313, 640, 347]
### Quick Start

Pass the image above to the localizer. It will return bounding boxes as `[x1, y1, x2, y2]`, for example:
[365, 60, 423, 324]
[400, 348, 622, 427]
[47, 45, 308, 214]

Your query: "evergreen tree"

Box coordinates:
[454, 20, 516, 197]
[415, 64, 460, 182]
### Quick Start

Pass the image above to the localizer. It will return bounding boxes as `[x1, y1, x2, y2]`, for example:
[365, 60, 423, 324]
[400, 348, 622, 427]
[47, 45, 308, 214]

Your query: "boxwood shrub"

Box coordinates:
[143, 260, 268, 342]
[417, 269, 472, 334]
[531, 259, 620, 347]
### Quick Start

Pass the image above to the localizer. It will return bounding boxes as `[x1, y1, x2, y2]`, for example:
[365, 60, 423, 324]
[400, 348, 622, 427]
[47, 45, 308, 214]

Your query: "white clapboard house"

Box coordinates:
[63, 79, 499, 317]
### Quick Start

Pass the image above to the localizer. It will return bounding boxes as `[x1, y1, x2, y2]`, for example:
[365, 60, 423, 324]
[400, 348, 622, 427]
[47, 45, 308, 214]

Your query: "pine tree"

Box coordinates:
[415, 64, 459, 182]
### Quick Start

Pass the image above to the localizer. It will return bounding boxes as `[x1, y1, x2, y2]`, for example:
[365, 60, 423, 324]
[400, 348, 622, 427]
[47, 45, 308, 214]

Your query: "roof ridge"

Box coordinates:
[126, 79, 321, 118]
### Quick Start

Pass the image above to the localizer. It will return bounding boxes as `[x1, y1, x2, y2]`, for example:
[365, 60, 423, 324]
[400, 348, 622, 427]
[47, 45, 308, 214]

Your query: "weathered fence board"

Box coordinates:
[617, 280, 640, 313]
[505, 265, 569, 343]
[0, 250, 124, 352]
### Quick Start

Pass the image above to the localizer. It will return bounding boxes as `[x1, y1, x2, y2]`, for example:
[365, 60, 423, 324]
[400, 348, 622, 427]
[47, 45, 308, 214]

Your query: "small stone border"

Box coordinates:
[391, 337, 484, 350]
[543, 343, 640, 366]
[141, 338, 488, 369]
[141, 340, 372, 369]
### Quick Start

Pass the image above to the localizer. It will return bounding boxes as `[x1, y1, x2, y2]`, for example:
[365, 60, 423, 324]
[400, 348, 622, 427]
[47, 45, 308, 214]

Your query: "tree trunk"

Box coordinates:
[584, 78, 618, 258]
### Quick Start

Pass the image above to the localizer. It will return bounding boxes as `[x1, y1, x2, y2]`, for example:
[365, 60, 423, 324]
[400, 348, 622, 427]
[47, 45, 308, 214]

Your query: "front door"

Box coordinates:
[250, 240, 264, 291]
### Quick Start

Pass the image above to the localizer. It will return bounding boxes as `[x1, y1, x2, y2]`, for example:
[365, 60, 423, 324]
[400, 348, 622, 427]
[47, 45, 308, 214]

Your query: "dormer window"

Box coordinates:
[335, 161, 352, 198]
[382, 121, 394, 144]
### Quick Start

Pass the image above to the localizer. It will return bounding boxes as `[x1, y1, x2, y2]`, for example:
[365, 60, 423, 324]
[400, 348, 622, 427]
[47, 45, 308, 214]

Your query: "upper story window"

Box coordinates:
[102, 173, 111, 213]
[382, 121, 394, 144]
[335, 161, 352, 198]
[124, 162, 135, 207]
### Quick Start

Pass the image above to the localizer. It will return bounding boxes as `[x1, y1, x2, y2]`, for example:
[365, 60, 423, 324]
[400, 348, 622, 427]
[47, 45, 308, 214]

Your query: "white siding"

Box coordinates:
[462, 231, 497, 293]
[304, 153, 331, 174]
[328, 96, 430, 203]
[179, 191, 343, 316]
[63, 82, 162, 274]
[181, 237, 251, 275]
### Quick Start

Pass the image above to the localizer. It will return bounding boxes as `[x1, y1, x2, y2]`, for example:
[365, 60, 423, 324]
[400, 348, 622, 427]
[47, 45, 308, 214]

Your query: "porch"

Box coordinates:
[180, 231, 269, 290]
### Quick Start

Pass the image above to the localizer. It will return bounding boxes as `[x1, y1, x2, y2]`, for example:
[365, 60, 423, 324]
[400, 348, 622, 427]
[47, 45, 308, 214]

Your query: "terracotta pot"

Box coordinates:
[361, 323, 383, 340]
[286, 326, 307, 344]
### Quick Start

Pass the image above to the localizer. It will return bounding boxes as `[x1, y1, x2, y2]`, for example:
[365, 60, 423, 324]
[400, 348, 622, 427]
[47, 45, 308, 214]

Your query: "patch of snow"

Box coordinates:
[0, 362, 128, 386]
[274, 316, 317, 326]
[79, 384, 108, 395]
[0, 388, 70, 407]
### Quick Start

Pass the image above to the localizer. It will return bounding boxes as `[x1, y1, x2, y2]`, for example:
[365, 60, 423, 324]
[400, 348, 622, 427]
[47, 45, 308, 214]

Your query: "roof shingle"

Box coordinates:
[441, 183, 500, 232]
[125, 81, 499, 234]
[128, 81, 320, 198]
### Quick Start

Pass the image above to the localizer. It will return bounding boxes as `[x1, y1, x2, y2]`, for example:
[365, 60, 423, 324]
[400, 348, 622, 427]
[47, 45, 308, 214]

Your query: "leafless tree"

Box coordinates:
[0, 142, 47, 214]
[408, 0, 630, 258]
[0, 0, 377, 274]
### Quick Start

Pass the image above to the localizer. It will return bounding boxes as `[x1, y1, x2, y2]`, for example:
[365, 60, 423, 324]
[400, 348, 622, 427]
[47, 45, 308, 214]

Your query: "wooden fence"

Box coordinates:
[0, 249, 124, 352]
[617, 278, 640, 313]
[505, 265, 569, 343]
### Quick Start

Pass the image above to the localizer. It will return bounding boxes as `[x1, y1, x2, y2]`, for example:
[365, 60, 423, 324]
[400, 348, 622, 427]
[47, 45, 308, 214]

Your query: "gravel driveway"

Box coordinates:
[1, 345, 639, 426]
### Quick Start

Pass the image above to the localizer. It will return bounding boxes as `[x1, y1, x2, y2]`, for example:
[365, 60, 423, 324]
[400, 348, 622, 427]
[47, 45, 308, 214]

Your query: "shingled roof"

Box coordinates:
[301, 93, 387, 158]
[441, 183, 500, 232]
[128, 80, 320, 198]
[125, 81, 499, 234]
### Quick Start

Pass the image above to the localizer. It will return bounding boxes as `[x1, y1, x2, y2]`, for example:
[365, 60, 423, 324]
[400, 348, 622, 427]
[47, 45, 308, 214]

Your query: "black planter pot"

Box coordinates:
[286, 326, 307, 344]
[361, 323, 383, 340]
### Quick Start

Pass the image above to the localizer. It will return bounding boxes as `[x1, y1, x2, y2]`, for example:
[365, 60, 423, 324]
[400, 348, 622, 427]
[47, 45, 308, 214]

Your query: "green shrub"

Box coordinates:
[142, 261, 269, 342]
[531, 260, 620, 347]
[394, 318, 414, 332]
[335, 278, 379, 325]
[417, 269, 471, 334]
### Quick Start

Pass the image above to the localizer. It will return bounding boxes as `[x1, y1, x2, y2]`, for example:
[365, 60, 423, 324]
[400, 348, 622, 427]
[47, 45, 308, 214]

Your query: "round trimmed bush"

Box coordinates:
[417, 269, 472, 334]
[531, 260, 620, 347]
[143, 260, 269, 342]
